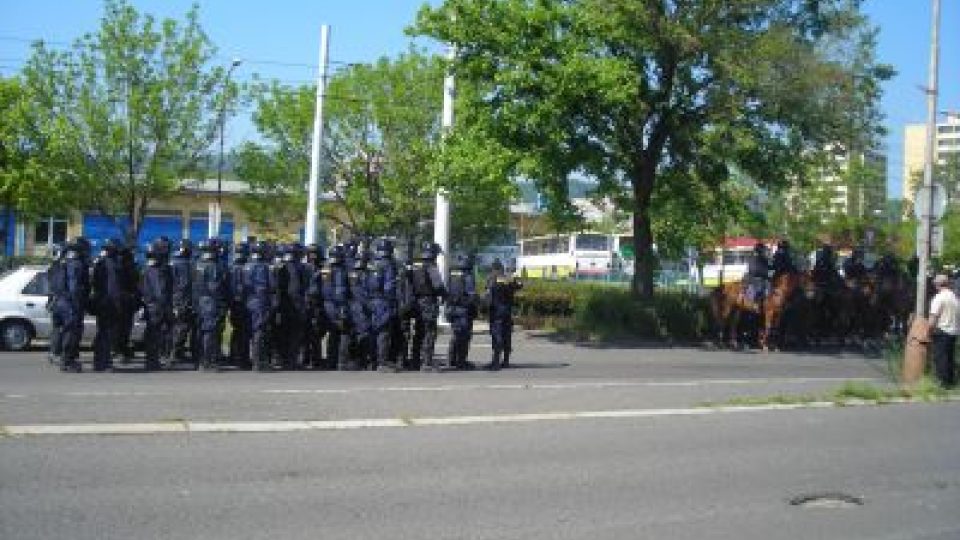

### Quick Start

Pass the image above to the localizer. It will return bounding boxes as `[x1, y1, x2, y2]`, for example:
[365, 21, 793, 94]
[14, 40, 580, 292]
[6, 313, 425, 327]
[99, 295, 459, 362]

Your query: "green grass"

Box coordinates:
[704, 379, 959, 409]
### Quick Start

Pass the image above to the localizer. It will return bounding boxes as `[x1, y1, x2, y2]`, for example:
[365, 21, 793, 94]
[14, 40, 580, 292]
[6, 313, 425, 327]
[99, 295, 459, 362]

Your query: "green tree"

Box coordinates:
[413, 0, 892, 297]
[20, 0, 239, 244]
[236, 48, 516, 246]
[0, 76, 78, 218]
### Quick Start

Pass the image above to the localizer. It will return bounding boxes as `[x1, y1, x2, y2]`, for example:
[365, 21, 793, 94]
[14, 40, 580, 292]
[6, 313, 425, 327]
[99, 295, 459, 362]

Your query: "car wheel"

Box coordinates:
[1, 320, 33, 351]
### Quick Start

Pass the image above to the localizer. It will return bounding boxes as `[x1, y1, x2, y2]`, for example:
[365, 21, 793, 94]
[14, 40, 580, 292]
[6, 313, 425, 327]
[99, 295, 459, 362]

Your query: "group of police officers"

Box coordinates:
[46, 236, 523, 374]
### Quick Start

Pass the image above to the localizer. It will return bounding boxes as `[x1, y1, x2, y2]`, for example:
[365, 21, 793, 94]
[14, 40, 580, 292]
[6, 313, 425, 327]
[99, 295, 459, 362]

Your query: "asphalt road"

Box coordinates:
[2, 332, 957, 539]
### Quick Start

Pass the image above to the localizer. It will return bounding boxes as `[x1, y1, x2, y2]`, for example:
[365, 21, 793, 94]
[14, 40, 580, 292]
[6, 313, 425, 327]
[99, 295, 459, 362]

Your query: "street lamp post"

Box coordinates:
[211, 58, 242, 239]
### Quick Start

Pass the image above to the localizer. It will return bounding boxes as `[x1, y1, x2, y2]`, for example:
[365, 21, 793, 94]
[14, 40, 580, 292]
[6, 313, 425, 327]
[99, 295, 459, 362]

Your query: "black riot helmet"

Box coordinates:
[145, 242, 163, 265]
[175, 239, 193, 259]
[419, 241, 441, 261]
[150, 237, 170, 259]
[374, 238, 394, 259]
[283, 243, 303, 262]
[50, 243, 64, 261]
[305, 243, 325, 264]
[753, 242, 766, 256]
[328, 244, 346, 265]
[776, 239, 791, 252]
[64, 242, 83, 260]
[100, 238, 119, 257]
[250, 241, 268, 261]
[72, 236, 91, 259]
[233, 241, 249, 262]
[451, 254, 469, 270]
[198, 240, 218, 260]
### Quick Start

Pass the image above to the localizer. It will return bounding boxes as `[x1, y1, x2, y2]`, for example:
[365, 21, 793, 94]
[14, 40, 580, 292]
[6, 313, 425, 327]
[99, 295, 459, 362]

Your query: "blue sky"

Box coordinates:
[1, 0, 957, 199]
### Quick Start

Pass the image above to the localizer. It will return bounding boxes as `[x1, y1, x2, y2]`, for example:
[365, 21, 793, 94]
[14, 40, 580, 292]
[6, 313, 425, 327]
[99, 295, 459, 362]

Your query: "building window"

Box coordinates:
[34, 217, 68, 246]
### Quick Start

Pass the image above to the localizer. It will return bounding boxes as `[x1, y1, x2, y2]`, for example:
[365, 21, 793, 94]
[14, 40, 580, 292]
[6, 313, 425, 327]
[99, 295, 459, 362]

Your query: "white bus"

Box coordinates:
[700, 237, 766, 286]
[517, 233, 614, 279]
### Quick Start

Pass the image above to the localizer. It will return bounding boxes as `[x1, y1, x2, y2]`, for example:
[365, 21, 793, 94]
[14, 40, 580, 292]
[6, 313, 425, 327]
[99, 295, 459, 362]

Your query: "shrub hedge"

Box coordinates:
[513, 280, 711, 343]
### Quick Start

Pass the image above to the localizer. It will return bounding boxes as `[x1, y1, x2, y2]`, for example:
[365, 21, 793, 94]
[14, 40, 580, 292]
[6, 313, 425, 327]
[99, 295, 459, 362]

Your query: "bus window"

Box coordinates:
[576, 234, 610, 251]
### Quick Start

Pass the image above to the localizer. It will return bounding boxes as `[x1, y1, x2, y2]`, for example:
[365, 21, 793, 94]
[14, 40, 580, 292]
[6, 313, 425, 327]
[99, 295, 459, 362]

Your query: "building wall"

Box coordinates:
[903, 114, 960, 205]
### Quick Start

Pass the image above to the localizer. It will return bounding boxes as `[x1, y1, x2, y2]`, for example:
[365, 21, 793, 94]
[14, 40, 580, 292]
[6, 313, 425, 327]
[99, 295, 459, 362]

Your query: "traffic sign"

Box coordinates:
[914, 182, 947, 220]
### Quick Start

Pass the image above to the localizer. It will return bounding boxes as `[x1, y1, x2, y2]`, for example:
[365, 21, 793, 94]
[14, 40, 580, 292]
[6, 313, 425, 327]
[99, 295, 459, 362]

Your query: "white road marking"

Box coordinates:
[4, 398, 955, 437]
[0, 377, 880, 400]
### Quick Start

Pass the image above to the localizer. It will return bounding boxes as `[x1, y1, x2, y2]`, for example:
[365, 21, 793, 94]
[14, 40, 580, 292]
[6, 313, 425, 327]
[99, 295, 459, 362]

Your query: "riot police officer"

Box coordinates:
[485, 259, 522, 371]
[346, 250, 372, 370]
[170, 239, 196, 366]
[228, 242, 252, 369]
[54, 242, 89, 372]
[141, 239, 174, 371]
[244, 241, 275, 371]
[114, 241, 140, 363]
[324, 245, 351, 370]
[304, 244, 328, 369]
[393, 248, 417, 370]
[194, 240, 229, 371]
[276, 243, 310, 370]
[368, 238, 399, 372]
[411, 242, 446, 372]
[446, 254, 477, 370]
[46, 244, 65, 365]
[90, 239, 123, 371]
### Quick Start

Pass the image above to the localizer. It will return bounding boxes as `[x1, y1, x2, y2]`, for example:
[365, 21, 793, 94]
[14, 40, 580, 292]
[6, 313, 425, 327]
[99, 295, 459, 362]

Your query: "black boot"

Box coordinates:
[486, 350, 501, 371]
[501, 351, 510, 369]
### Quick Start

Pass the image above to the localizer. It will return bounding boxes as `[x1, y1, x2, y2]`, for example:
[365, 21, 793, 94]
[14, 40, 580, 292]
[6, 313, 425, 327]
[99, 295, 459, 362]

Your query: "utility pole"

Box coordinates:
[211, 59, 242, 239]
[434, 45, 455, 281]
[916, 0, 941, 317]
[305, 24, 330, 246]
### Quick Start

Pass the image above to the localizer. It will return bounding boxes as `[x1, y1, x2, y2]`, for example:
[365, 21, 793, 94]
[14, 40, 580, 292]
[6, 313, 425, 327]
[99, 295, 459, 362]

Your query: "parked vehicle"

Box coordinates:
[0, 265, 144, 351]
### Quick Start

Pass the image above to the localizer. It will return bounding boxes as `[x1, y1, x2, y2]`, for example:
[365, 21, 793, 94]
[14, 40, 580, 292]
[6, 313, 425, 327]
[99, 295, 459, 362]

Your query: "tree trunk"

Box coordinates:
[631, 204, 656, 299]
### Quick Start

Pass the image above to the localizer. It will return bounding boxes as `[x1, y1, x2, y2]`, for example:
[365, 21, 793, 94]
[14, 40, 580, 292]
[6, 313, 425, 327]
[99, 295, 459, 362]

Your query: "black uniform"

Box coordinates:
[323, 246, 351, 370]
[410, 242, 446, 372]
[445, 255, 477, 370]
[170, 240, 196, 365]
[194, 242, 229, 370]
[303, 245, 328, 369]
[141, 243, 174, 370]
[228, 243, 252, 369]
[91, 241, 123, 371]
[54, 243, 89, 372]
[114, 243, 140, 363]
[485, 262, 522, 371]
[244, 243, 275, 371]
[368, 239, 399, 372]
[746, 247, 770, 303]
[277, 244, 310, 370]
[46, 246, 65, 365]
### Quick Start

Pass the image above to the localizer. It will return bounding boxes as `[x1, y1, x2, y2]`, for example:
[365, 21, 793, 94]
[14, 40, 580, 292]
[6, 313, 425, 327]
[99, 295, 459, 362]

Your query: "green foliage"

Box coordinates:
[19, 0, 237, 243]
[513, 281, 710, 342]
[237, 48, 516, 246]
[413, 0, 892, 298]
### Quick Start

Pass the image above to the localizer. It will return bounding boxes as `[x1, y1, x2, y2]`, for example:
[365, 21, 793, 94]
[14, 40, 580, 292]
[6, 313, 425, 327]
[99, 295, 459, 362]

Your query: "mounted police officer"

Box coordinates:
[843, 246, 869, 284]
[812, 243, 839, 287]
[277, 243, 310, 370]
[194, 240, 229, 371]
[304, 244, 328, 369]
[446, 254, 477, 370]
[46, 244, 65, 365]
[141, 239, 174, 371]
[411, 241, 446, 372]
[54, 242, 89, 373]
[485, 259, 522, 371]
[244, 241, 275, 371]
[324, 244, 351, 370]
[90, 239, 123, 371]
[771, 239, 798, 279]
[745, 242, 770, 304]
[368, 238, 399, 372]
[170, 239, 196, 366]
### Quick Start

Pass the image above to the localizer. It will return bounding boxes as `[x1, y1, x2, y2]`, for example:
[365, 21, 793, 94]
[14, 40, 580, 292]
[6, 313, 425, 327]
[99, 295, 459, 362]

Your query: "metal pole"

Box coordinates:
[434, 45, 455, 281]
[916, 0, 941, 317]
[213, 59, 241, 239]
[305, 25, 330, 246]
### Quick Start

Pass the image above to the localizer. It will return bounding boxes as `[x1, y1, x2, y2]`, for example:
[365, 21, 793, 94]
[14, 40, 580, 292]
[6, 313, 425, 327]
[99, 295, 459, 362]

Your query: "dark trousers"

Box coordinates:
[931, 330, 957, 388]
[93, 312, 115, 370]
[229, 303, 250, 368]
[414, 298, 439, 369]
[172, 309, 194, 361]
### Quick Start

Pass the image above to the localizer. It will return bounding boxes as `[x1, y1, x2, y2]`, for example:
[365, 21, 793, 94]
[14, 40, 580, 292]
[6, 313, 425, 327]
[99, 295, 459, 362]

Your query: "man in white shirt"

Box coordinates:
[928, 274, 958, 388]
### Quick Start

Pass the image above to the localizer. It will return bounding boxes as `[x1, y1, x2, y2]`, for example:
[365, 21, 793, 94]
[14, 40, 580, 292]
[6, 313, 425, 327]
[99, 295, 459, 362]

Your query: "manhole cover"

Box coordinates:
[789, 493, 864, 509]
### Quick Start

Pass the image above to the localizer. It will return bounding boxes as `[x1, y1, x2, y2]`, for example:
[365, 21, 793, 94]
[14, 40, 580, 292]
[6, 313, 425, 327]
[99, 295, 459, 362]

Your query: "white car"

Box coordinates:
[0, 265, 144, 351]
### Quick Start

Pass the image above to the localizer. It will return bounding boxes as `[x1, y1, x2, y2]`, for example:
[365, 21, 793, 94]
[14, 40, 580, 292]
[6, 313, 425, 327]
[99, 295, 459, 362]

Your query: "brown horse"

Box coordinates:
[710, 273, 802, 351]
